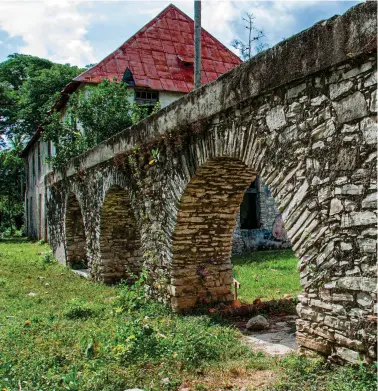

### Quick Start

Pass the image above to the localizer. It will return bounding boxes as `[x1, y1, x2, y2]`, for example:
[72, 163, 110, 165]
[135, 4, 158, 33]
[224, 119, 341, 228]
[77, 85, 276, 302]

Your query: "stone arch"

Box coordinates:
[170, 157, 257, 310]
[65, 192, 87, 268]
[99, 185, 142, 283]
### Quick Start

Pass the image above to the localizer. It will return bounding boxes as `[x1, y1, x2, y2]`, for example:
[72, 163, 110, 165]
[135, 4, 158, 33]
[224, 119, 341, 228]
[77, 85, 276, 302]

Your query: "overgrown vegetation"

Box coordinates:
[0, 240, 376, 391]
[268, 355, 376, 391]
[0, 135, 25, 236]
[42, 78, 160, 170]
[0, 53, 84, 143]
[232, 249, 301, 303]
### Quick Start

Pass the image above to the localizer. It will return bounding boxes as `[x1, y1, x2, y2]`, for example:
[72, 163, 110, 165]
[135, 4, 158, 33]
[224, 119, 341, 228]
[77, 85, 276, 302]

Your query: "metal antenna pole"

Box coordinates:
[194, 0, 202, 90]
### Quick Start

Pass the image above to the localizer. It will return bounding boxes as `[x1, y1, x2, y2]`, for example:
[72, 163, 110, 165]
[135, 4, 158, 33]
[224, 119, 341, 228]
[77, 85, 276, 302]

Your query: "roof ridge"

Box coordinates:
[169, 4, 241, 62]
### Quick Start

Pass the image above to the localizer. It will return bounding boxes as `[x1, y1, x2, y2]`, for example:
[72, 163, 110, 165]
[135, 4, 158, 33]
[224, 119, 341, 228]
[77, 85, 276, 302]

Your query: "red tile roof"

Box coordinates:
[72, 4, 242, 93]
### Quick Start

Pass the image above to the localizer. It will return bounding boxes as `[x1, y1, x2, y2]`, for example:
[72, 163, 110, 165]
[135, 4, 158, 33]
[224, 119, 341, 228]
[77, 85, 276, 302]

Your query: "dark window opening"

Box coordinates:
[135, 89, 159, 106]
[32, 154, 35, 181]
[37, 142, 42, 174]
[48, 140, 53, 158]
[122, 68, 135, 86]
[177, 55, 194, 68]
[240, 178, 261, 229]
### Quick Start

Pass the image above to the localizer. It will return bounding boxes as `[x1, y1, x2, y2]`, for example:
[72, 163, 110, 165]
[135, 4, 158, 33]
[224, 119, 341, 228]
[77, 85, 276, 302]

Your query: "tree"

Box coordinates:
[42, 79, 160, 171]
[0, 54, 84, 142]
[18, 63, 84, 137]
[0, 134, 25, 235]
[231, 13, 268, 61]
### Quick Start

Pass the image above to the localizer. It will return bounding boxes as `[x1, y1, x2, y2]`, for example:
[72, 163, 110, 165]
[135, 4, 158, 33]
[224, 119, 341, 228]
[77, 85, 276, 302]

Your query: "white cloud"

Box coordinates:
[0, 0, 359, 67]
[0, 0, 97, 66]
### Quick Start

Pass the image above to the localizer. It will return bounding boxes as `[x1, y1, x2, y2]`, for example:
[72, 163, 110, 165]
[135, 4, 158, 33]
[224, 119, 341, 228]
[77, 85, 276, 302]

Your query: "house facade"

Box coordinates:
[22, 4, 288, 252]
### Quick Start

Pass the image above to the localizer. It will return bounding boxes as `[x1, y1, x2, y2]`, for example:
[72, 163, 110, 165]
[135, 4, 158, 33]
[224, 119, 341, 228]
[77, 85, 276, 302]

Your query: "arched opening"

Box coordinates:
[65, 193, 87, 269]
[171, 157, 256, 310]
[232, 176, 291, 255]
[99, 186, 142, 284]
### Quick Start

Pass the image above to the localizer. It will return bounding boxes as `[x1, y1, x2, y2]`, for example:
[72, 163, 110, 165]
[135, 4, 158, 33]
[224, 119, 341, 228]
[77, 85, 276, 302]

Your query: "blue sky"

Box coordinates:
[0, 1, 361, 67]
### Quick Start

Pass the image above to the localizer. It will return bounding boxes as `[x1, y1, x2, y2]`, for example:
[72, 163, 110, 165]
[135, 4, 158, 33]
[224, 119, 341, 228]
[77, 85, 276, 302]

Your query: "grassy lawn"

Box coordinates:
[232, 250, 301, 303]
[0, 239, 375, 391]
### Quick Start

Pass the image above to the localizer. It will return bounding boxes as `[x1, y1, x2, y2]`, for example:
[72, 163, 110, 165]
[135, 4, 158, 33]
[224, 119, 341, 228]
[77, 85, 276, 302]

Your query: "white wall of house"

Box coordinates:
[24, 139, 55, 240]
[159, 91, 186, 108]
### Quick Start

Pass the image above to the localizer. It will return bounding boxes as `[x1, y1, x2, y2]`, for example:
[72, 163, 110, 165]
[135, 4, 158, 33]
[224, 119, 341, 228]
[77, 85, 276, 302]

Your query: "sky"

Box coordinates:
[0, 0, 362, 67]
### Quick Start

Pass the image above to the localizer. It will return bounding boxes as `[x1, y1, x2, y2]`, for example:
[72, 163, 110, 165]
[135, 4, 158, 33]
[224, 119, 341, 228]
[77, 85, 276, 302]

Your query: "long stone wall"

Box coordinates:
[46, 3, 377, 364]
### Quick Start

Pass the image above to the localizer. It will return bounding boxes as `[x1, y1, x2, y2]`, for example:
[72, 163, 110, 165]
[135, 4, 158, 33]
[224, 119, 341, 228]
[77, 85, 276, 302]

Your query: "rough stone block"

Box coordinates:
[332, 92, 368, 123]
[360, 117, 377, 145]
[329, 80, 353, 100]
[341, 211, 376, 227]
[266, 106, 287, 131]
[336, 277, 377, 292]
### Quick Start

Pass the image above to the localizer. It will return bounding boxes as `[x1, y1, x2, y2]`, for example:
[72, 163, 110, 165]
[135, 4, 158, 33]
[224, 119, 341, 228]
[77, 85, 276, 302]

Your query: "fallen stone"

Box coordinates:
[246, 315, 269, 330]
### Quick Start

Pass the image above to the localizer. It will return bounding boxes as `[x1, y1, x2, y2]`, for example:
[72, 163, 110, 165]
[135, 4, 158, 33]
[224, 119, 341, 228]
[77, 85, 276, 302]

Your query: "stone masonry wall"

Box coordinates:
[46, 3, 377, 364]
[99, 186, 143, 283]
[171, 158, 256, 308]
[65, 193, 87, 266]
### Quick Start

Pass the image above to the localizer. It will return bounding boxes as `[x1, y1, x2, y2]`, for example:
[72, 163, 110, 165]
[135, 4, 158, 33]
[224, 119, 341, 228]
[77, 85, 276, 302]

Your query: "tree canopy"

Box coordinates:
[0, 53, 84, 145]
[42, 78, 160, 170]
[0, 135, 25, 235]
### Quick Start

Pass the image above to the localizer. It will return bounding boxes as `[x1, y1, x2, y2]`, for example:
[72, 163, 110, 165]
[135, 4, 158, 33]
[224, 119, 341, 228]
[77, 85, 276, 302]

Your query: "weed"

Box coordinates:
[40, 250, 55, 264]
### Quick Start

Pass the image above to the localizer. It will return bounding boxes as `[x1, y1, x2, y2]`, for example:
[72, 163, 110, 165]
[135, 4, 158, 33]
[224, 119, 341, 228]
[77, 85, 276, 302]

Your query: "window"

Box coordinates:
[240, 178, 261, 230]
[29, 196, 33, 233]
[122, 68, 135, 86]
[37, 142, 42, 175]
[48, 140, 53, 158]
[27, 161, 30, 186]
[32, 153, 35, 181]
[39, 194, 42, 239]
[25, 198, 29, 232]
[135, 90, 159, 106]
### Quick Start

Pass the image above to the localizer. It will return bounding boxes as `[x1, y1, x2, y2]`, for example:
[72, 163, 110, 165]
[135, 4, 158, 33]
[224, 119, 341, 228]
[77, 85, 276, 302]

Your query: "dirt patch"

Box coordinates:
[180, 368, 278, 391]
[236, 314, 298, 356]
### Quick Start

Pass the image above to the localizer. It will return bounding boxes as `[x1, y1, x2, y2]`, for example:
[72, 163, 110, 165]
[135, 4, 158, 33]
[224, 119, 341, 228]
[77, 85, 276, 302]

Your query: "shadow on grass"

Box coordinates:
[0, 236, 28, 244]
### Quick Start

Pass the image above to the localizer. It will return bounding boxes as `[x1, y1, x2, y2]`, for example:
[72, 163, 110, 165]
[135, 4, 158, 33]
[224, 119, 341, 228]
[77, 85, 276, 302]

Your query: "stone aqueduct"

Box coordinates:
[47, 3, 377, 364]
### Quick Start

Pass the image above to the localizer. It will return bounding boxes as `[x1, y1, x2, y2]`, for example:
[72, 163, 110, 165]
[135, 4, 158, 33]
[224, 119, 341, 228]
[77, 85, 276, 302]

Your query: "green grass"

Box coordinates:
[0, 238, 271, 391]
[232, 250, 301, 303]
[0, 239, 375, 391]
[267, 355, 377, 391]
